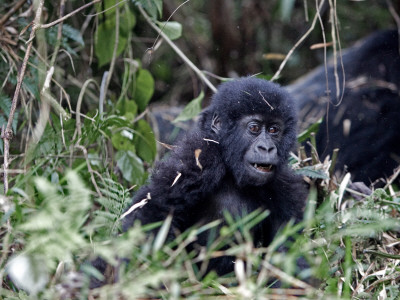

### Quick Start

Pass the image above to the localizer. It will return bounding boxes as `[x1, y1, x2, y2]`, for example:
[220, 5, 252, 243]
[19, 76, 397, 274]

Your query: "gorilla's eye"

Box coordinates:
[267, 125, 279, 134]
[248, 123, 261, 133]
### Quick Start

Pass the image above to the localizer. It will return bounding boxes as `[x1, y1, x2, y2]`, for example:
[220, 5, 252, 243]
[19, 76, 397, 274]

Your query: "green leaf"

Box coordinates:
[95, 7, 136, 67]
[173, 91, 204, 123]
[62, 24, 84, 46]
[297, 117, 322, 143]
[116, 150, 145, 185]
[134, 0, 163, 18]
[16, 171, 91, 272]
[153, 214, 172, 253]
[295, 166, 329, 179]
[116, 99, 138, 121]
[156, 21, 182, 40]
[95, 19, 126, 67]
[99, 0, 125, 16]
[111, 131, 136, 151]
[133, 69, 155, 112]
[119, 7, 137, 36]
[134, 119, 156, 162]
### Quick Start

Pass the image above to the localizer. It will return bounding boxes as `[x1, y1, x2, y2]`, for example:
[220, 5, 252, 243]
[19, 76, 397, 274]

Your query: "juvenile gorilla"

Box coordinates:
[123, 77, 308, 274]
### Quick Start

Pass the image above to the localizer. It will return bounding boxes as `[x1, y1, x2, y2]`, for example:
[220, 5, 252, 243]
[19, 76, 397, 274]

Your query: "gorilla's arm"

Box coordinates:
[122, 130, 226, 231]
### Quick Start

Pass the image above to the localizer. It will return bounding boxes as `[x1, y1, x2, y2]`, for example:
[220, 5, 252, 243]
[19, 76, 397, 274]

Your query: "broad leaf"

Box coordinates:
[134, 0, 163, 18]
[173, 91, 204, 123]
[116, 99, 138, 121]
[297, 117, 322, 143]
[295, 166, 329, 180]
[134, 119, 156, 162]
[133, 69, 155, 112]
[111, 131, 136, 151]
[116, 150, 145, 185]
[156, 21, 182, 40]
[62, 24, 84, 46]
[95, 7, 136, 67]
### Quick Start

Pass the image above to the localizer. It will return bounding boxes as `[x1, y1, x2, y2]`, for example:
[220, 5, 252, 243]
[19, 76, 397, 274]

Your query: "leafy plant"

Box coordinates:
[0, 0, 399, 298]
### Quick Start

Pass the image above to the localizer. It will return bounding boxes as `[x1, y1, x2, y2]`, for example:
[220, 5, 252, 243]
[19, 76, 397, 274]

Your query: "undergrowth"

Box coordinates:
[1, 164, 400, 299]
[0, 0, 399, 299]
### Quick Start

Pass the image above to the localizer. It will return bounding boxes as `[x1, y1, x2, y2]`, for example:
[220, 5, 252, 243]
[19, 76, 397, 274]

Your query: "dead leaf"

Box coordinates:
[310, 42, 333, 50]
[262, 53, 286, 60]
[171, 171, 182, 187]
[157, 140, 177, 150]
[120, 193, 151, 220]
[203, 138, 219, 144]
[195, 149, 202, 170]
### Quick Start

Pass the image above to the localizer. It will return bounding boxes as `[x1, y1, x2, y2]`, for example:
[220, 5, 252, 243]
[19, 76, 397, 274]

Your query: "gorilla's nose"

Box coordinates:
[256, 140, 277, 155]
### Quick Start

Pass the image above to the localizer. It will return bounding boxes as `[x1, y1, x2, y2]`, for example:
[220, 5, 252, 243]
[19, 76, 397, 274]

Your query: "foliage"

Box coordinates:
[91, 178, 132, 236]
[173, 91, 204, 123]
[0, 0, 399, 299]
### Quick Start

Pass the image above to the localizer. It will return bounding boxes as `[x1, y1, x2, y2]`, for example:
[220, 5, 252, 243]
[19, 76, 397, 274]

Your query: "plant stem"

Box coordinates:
[138, 5, 217, 93]
[1, 0, 45, 195]
[40, 0, 101, 29]
[271, 0, 325, 82]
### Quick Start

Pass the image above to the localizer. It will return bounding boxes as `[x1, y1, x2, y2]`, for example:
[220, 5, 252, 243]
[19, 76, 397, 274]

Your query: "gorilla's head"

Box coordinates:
[199, 77, 298, 187]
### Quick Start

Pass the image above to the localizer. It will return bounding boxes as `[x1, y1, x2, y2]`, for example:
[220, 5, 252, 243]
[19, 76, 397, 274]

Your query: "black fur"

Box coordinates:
[123, 77, 308, 274]
[288, 29, 400, 184]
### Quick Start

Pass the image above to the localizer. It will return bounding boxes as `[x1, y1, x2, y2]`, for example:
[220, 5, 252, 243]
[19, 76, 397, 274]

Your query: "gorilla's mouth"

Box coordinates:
[252, 163, 274, 173]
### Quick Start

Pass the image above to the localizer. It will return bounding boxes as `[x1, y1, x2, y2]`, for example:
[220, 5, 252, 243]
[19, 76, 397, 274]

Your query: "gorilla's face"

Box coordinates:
[212, 113, 284, 187]
[241, 115, 281, 185]
[199, 77, 297, 188]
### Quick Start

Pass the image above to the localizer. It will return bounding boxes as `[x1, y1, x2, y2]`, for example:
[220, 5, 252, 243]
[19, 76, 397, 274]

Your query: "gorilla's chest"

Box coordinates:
[192, 184, 273, 246]
[200, 185, 265, 222]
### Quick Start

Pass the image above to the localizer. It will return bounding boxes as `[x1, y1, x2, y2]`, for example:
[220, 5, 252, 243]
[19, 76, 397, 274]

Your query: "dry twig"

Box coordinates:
[0, 0, 28, 27]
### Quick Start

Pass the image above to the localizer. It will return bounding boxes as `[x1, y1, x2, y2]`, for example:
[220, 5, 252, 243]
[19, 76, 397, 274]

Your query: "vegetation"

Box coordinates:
[0, 0, 399, 299]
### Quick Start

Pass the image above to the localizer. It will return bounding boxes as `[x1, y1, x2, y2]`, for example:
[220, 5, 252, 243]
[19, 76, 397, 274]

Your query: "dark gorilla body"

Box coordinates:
[288, 30, 400, 184]
[123, 78, 308, 275]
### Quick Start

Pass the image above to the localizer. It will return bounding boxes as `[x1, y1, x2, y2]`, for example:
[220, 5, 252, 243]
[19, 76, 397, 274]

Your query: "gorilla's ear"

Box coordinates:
[211, 113, 221, 134]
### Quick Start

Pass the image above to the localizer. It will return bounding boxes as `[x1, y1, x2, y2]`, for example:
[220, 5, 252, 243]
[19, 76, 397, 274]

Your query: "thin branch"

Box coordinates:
[74, 145, 103, 197]
[271, 0, 325, 81]
[149, 0, 191, 51]
[384, 165, 400, 190]
[73, 79, 98, 139]
[2, 0, 45, 195]
[0, 232, 11, 286]
[315, 0, 329, 98]
[40, 0, 101, 29]
[137, 5, 217, 93]
[103, 1, 120, 107]
[262, 261, 316, 291]
[99, 71, 109, 118]
[0, 0, 28, 27]
[86, 0, 127, 17]
[50, 0, 66, 67]
[329, 0, 345, 107]
[31, 67, 54, 143]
